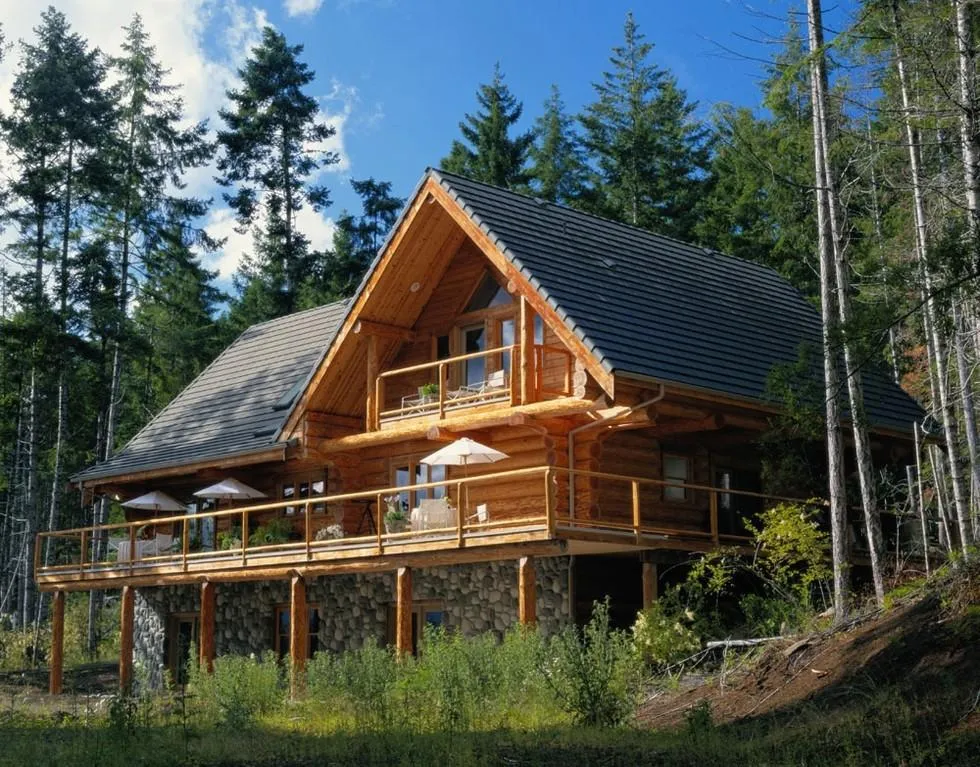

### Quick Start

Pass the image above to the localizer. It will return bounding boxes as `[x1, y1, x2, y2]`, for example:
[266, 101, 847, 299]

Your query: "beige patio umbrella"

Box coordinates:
[420, 437, 508, 476]
[421, 438, 508, 517]
[193, 478, 267, 501]
[121, 490, 187, 512]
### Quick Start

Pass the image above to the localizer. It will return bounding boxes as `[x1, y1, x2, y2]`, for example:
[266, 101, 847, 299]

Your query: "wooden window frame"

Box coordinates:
[273, 603, 321, 659]
[663, 454, 692, 504]
[389, 455, 448, 510]
[279, 470, 329, 517]
[166, 612, 199, 685]
[386, 599, 446, 654]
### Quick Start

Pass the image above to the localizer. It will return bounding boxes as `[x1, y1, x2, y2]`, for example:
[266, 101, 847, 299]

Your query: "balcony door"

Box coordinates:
[462, 324, 487, 387]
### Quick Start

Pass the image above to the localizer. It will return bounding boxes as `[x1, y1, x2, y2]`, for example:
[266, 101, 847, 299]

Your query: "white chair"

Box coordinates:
[417, 498, 454, 530]
[467, 503, 489, 526]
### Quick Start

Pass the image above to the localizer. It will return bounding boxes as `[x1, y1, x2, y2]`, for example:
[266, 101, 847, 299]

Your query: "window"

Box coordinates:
[464, 272, 511, 312]
[281, 471, 327, 515]
[534, 315, 544, 345]
[167, 613, 199, 685]
[274, 605, 321, 659]
[391, 457, 447, 510]
[499, 318, 515, 377]
[436, 334, 451, 360]
[462, 324, 486, 386]
[386, 600, 445, 655]
[663, 455, 690, 502]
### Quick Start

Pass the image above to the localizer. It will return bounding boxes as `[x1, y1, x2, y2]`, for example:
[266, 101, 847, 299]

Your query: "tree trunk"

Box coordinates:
[811, 32, 885, 603]
[891, 0, 973, 555]
[807, 0, 850, 621]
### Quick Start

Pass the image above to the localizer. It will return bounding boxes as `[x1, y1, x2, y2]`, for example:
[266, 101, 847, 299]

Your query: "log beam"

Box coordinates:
[200, 581, 216, 674]
[119, 585, 135, 694]
[518, 556, 536, 625]
[49, 591, 65, 695]
[395, 566, 413, 656]
[365, 334, 379, 431]
[642, 561, 658, 608]
[354, 319, 416, 343]
[289, 574, 309, 698]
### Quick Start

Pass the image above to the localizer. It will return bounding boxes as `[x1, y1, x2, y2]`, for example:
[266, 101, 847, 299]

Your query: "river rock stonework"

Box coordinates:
[133, 556, 570, 687]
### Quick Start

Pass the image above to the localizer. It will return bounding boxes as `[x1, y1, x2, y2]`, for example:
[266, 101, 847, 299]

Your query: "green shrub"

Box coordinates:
[189, 651, 283, 727]
[541, 600, 642, 727]
[631, 602, 701, 668]
[309, 640, 399, 730]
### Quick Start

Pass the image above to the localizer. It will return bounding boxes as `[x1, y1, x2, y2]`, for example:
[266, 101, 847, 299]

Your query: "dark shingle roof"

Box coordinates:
[431, 169, 923, 433]
[74, 300, 348, 482]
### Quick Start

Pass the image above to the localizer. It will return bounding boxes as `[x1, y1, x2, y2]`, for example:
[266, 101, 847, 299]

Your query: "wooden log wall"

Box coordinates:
[595, 431, 711, 535]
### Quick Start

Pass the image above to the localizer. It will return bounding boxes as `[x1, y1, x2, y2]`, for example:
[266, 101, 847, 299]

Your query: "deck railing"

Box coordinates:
[34, 467, 824, 581]
[371, 343, 576, 427]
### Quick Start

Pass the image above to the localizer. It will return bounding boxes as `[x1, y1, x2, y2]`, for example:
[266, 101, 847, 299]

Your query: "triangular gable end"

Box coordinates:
[279, 172, 615, 439]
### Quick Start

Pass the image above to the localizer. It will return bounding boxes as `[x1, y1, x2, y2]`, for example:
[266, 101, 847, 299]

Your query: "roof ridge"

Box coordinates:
[429, 167, 792, 284]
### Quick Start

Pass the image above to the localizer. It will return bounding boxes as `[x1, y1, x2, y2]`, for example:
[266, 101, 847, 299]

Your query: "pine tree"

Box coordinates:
[217, 27, 338, 325]
[441, 63, 534, 189]
[528, 85, 587, 204]
[580, 12, 712, 240]
[298, 178, 404, 306]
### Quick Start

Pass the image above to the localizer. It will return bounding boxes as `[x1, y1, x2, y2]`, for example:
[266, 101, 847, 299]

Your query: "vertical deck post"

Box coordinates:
[289, 574, 308, 698]
[519, 296, 534, 404]
[395, 567, 413, 656]
[518, 556, 537, 625]
[49, 590, 65, 695]
[632, 480, 641, 543]
[365, 334, 378, 431]
[641, 561, 658, 608]
[119, 585, 135, 694]
[200, 581, 216, 674]
[709, 490, 720, 545]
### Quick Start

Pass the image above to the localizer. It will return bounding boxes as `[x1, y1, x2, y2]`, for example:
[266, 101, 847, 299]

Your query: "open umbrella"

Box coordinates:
[121, 490, 186, 512]
[420, 438, 508, 476]
[193, 477, 267, 500]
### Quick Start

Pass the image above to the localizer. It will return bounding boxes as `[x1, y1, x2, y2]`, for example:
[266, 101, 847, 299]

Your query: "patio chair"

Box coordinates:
[466, 503, 489, 525]
[416, 497, 455, 530]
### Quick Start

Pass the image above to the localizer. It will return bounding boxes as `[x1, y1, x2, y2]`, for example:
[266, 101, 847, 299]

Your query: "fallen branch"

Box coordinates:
[705, 636, 788, 650]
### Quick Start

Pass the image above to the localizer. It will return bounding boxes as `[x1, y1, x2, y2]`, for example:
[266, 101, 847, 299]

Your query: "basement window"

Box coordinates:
[274, 604, 321, 660]
[663, 455, 690, 502]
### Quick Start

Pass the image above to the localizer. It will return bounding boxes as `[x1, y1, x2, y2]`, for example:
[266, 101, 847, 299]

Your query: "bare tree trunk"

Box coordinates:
[891, 0, 973, 556]
[952, 301, 980, 538]
[913, 422, 930, 574]
[955, 0, 980, 239]
[807, 0, 850, 621]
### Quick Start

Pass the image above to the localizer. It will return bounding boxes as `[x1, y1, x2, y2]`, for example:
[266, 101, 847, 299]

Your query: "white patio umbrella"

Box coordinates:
[193, 477, 267, 500]
[420, 438, 508, 476]
[121, 490, 186, 512]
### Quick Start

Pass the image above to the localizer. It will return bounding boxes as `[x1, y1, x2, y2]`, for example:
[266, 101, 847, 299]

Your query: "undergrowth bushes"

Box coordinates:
[189, 601, 640, 732]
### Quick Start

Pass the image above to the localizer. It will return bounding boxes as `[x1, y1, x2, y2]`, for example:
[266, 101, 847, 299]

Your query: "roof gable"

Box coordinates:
[429, 169, 923, 433]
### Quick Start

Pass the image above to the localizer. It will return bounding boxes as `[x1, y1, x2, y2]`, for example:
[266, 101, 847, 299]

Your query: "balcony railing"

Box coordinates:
[371, 343, 576, 427]
[34, 467, 826, 584]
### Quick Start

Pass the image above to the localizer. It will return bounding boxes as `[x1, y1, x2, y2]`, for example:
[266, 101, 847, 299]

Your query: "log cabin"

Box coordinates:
[36, 169, 923, 693]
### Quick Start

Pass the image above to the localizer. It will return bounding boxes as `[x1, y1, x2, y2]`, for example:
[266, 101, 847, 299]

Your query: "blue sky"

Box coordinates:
[0, 0, 854, 286]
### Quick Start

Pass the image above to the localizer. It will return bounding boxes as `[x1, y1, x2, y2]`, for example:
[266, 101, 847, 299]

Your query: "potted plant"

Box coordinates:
[418, 382, 439, 402]
[383, 495, 410, 534]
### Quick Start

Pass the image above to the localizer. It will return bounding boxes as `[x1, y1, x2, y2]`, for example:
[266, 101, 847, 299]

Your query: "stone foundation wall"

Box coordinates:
[133, 556, 570, 687]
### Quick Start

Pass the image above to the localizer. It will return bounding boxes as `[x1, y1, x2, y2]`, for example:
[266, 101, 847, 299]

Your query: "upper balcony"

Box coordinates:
[369, 342, 576, 430]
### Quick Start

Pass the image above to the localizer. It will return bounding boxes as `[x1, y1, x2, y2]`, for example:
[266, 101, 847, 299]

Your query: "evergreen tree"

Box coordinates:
[217, 27, 338, 326]
[696, 23, 818, 295]
[298, 178, 404, 306]
[580, 12, 712, 239]
[441, 64, 534, 189]
[528, 85, 587, 204]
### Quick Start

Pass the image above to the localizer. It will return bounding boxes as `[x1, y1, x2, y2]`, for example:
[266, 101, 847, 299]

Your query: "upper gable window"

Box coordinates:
[465, 272, 512, 312]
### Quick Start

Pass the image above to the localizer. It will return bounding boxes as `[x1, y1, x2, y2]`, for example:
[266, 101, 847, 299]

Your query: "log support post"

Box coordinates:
[49, 590, 65, 695]
[519, 296, 535, 404]
[395, 567, 413, 656]
[365, 335, 378, 431]
[641, 560, 658, 608]
[289, 574, 308, 698]
[200, 581, 216, 674]
[518, 556, 537, 625]
[119, 585, 135, 694]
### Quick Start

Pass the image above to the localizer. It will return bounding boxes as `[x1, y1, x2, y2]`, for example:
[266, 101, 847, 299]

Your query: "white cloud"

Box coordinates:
[284, 0, 325, 17]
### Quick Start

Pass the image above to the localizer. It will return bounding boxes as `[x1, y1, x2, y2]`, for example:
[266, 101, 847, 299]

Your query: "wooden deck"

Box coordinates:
[34, 467, 817, 592]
